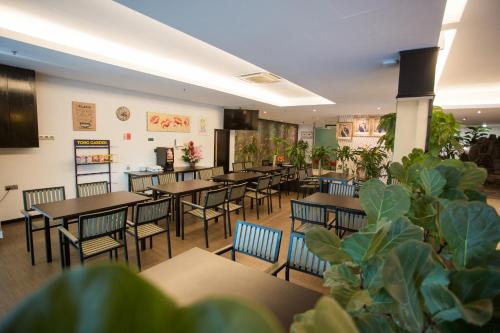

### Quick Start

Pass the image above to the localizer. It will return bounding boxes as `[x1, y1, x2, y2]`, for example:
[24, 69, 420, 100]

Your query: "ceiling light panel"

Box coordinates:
[0, 1, 334, 107]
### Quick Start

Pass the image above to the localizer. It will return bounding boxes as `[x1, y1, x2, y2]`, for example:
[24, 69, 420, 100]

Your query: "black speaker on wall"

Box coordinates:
[397, 47, 439, 99]
[0, 64, 38, 148]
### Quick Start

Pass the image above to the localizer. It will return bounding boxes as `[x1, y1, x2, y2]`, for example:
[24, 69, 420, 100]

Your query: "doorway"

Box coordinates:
[214, 129, 230, 173]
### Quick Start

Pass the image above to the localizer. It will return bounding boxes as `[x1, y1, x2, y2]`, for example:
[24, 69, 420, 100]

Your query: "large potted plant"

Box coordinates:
[286, 140, 309, 169]
[332, 145, 355, 174]
[353, 146, 387, 180]
[271, 136, 290, 166]
[242, 137, 258, 162]
[311, 146, 331, 176]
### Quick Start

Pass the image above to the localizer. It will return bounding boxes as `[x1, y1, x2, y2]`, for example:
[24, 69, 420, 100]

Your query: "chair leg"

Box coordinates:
[204, 220, 209, 248]
[267, 196, 271, 215]
[278, 192, 281, 209]
[135, 238, 142, 271]
[285, 266, 290, 281]
[58, 231, 65, 270]
[181, 205, 185, 240]
[270, 192, 273, 213]
[242, 203, 246, 221]
[25, 218, 30, 252]
[123, 230, 129, 264]
[223, 213, 227, 239]
[166, 220, 172, 258]
[29, 219, 35, 266]
[256, 197, 260, 219]
[227, 211, 232, 237]
[150, 236, 153, 249]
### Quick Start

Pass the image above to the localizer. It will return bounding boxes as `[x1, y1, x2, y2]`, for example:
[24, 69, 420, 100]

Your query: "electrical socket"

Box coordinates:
[5, 185, 18, 191]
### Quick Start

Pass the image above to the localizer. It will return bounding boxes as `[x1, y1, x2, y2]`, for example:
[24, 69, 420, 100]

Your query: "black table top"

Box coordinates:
[149, 180, 220, 195]
[245, 166, 283, 173]
[125, 166, 212, 176]
[141, 248, 321, 330]
[212, 172, 263, 183]
[300, 192, 364, 212]
[319, 172, 355, 182]
[32, 191, 149, 219]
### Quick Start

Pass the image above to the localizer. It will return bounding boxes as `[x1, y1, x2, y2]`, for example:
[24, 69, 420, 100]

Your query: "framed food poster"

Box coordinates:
[336, 122, 353, 140]
[353, 117, 370, 137]
[370, 117, 385, 136]
[147, 112, 191, 132]
[72, 101, 96, 131]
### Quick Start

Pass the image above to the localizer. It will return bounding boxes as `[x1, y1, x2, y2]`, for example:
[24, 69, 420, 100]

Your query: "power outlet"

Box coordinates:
[5, 184, 18, 191]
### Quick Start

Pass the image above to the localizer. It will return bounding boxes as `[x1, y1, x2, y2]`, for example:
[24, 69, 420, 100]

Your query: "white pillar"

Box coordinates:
[392, 97, 432, 162]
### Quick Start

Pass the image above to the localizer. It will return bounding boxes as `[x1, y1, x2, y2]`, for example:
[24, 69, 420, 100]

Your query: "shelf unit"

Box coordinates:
[74, 139, 112, 193]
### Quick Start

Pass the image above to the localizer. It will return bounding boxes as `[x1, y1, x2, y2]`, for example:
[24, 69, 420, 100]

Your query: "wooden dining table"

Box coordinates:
[245, 165, 283, 173]
[32, 191, 149, 268]
[149, 180, 221, 237]
[124, 166, 212, 190]
[212, 172, 263, 184]
[318, 172, 355, 191]
[141, 247, 322, 330]
[300, 192, 364, 212]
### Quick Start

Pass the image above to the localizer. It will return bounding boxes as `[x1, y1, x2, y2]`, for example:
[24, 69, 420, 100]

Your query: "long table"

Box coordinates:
[212, 172, 263, 184]
[318, 172, 355, 191]
[141, 248, 322, 330]
[300, 192, 364, 212]
[32, 191, 149, 267]
[149, 180, 221, 237]
[125, 165, 212, 190]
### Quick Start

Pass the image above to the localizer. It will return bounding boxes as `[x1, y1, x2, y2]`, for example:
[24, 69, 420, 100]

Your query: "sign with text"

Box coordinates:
[72, 101, 96, 131]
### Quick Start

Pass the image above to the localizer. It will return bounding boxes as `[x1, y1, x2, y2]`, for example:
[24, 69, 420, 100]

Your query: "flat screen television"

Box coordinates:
[223, 109, 259, 130]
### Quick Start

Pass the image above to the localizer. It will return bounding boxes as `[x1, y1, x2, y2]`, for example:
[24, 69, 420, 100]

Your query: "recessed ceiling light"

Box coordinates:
[462, 117, 467, 121]
[377, 107, 381, 111]
[263, 111, 267, 114]
[482, 123, 487, 128]
[477, 110, 482, 114]
[313, 109, 317, 112]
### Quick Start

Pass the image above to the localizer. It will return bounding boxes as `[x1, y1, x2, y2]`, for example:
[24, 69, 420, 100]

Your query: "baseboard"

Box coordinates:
[1, 217, 24, 225]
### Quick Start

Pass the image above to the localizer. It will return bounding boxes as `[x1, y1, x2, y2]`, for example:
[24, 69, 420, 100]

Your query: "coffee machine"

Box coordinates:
[154, 147, 174, 171]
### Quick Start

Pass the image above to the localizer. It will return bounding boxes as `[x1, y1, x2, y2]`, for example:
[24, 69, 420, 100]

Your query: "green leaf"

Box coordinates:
[354, 313, 396, 333]
[458, 162, 487, 190]
[305, 227, 351, 264]
[359, 179, 411, 225]
[464, 189, 487, 202]
[436, 164, 462, 189]
[419, 168, 446, 197]
[449, 268, 500, 304]
[291, 297, 359, 333]
[361, 257, 384, 292]
[364, 217, 423, 261]
[389, 162, 405, 182]
[341, 231, 376, 265]
[440, 201, 500, 268]
[382, 240, 436, 333]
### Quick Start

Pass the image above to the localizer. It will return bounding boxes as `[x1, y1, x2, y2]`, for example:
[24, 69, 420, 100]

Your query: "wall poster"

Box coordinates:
[72, 101, 96, 131]
[147, 112, 191, 132]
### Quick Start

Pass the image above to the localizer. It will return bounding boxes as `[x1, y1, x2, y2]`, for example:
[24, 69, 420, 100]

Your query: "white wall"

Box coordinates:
[0, 74, 223, 221]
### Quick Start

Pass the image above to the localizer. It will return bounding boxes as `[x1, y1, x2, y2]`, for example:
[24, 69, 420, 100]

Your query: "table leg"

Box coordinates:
[175, 194, 181, 237]
[44, 216, 52, 263]
[128, 174, 132, 191]
[181, 173, 185, 181]
[63, 218, 71, 267]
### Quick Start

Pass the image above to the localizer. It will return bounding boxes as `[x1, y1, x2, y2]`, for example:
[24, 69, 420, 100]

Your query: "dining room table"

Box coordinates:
[300, 192, 364, 212]
[212, 171, 263, 185]
[141, 247, 322, 330]
[149, 180, 221, 237]
[245, 165, 283, 174]
[318, 172, 356, 191]
[124, 165, 212, 190]
[32, 191, 149, 268]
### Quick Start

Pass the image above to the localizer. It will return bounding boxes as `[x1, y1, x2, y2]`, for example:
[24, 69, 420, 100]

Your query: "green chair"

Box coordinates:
[21, 186, 66, 265]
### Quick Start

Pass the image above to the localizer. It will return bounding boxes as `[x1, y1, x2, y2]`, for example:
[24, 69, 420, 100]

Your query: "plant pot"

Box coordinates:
[189, 162, 196, 168]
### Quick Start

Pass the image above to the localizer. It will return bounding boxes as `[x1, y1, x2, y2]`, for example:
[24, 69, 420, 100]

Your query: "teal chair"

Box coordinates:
[328, 183, 356, 197]
[215, 220, 283, 269]
[271, 231, 330, 281]
[290, 200, 333, 232]
[334, 208, 367, 238]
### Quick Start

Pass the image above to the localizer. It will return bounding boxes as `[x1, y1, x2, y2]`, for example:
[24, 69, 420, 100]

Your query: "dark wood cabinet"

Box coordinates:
[0, 64, 38, 148]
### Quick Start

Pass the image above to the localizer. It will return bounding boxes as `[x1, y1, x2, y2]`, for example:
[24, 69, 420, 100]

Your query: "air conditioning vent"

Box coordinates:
[239, 72, 281, 84]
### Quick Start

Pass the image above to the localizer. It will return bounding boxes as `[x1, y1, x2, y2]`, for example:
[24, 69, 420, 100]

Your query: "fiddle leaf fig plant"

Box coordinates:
[295, 152, 500, 333]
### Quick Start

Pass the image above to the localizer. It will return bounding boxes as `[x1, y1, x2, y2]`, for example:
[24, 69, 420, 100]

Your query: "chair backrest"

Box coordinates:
[131, 175, 153, 193]
[335, 208, 368, 234]
[228, 183, 247, 201]
[204, 187, 228, 208]
[306, 166, 314, 178]
[270, 173, 282, 186]
[288, 167, 296, 177]
[328, 183, 356, 197]
[233, 220, 282, 263]
[134, 198, 170, 225]
[290, 200, 329, 227]
[256, 176, 272, 191]
[212, 166, 225, 176]
[233, 162, 244, 172]
[23, 186, 66, 211]
[287, 232, 330, 277]
[78, 207, 128, 240]
[77, 181, 109, 198]
[297, 169, 307, 181]
[244, 161, 253, 169]
[261, 160, 271, 166]
[198, 168, 213, 180]
[280, 167, 289, 178]
[158, 172, 176, 185]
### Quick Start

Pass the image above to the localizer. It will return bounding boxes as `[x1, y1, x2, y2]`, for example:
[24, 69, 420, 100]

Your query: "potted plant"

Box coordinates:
[271, 136, 289, 166]
[353, 146, 387, 180]
[286, 140, 309, 169]
[332, 145, 354, 174]
[311, 146, 331, 176]
[242, 137, 258, 162]
[181, 141, 202, 167]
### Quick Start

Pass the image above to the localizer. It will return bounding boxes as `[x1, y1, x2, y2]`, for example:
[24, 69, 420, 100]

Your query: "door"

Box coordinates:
[214, 129, 230, 173]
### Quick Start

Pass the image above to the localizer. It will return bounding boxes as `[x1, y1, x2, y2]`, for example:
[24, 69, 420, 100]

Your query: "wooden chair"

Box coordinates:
[182, 187, 228, 248]
[268, 173, 283, 212]
[126, 198, 171, 271]
[218, 183, 247, 236]
[57, 207, 129, 268]
[296, 169, 319, 198]
[232, 162, 245, 172]
[334, 208, 367, 238]
[243, 161, 253, 170]
[77, 181, 109, 198]
[328, 183, 356, 197]
[215, 220, 282, 271]
[157, 172, 176, 185]
[212, 166, 225, 176]
[21, 186, 66, 265]
[198, 168, 213, 180]
[131, 175, 154, 196]
[245, 175, 271, 219]
[290, 200, 332, 232]
[270, 231, 330, 281]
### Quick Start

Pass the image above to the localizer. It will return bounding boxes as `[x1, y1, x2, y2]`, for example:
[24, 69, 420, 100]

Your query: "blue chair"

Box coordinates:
[215, 220, 283, 268]
[328, 183, 356, 197]
[270, 231, 330, 281]
[290, 200, 333, 232]
[334, 208, 367, 238]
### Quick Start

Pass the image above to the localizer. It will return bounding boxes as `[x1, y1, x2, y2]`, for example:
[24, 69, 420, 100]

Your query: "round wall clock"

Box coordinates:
[116, 106, 130, 121]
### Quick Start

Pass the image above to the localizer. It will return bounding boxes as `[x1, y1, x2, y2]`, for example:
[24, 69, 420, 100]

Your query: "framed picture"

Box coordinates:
[353, 117, 370, 137]
[72, 101, 96, 131]
[336, 122, 353, 140]
[147, 112, 191, 132]
[370, 117, 385, 137]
